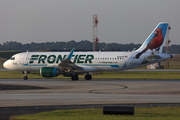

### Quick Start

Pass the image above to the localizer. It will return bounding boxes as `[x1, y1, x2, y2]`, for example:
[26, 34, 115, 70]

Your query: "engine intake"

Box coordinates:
[40, 67, 64, 77]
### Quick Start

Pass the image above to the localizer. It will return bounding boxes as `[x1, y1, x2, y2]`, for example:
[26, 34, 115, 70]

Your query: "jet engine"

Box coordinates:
[40, 67, 64, 77]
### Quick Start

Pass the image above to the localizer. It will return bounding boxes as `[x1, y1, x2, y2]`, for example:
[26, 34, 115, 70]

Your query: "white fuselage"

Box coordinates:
[3, 51, 171, 72]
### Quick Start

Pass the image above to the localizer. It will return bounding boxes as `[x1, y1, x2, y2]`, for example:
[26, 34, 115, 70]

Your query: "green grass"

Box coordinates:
[11, 107, 180, 120]
[164, 63, 180, 69]
[94, 71, 180, 80]
[0, 71, 180, 80]
[135, 61, 180, 69]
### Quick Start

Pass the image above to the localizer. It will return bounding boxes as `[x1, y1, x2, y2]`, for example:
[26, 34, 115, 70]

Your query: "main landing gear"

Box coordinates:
[85, 74, 92, 80]
[71, 75, 79, 81]
[71, 74, 92, 81]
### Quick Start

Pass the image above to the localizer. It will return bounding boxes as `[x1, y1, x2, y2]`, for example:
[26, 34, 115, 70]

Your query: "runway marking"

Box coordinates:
[89, 83, 128, 94]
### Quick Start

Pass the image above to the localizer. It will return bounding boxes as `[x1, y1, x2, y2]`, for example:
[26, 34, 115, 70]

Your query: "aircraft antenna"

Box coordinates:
[93, 14, 98, 51]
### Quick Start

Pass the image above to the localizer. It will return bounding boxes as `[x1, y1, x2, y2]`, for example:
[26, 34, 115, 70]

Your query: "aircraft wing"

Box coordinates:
[57, 48, 97, 73]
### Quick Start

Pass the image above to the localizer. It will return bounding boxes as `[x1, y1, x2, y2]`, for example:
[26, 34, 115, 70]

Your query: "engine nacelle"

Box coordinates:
[40, 67, 64, 78]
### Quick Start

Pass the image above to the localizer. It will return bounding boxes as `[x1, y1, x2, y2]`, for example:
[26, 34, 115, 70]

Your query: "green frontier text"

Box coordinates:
[29, 54, 94, 64]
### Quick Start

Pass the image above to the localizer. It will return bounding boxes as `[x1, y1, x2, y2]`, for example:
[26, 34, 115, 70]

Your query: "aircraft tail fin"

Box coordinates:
[135, 22, 170, 59]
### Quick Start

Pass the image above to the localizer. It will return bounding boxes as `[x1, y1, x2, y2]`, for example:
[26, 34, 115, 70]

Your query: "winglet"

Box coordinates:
[67, 48, 75, 60]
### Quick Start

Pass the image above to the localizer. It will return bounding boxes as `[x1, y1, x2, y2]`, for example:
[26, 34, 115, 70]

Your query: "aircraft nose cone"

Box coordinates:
[3, 60, 9, 69]
[3, 61, 7, 68]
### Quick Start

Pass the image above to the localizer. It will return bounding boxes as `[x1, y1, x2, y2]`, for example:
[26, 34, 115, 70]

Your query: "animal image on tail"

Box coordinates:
[135, 27, 164, 59]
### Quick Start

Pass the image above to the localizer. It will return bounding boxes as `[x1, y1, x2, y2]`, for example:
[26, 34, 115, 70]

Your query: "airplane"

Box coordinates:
[3, 22, 172, 81]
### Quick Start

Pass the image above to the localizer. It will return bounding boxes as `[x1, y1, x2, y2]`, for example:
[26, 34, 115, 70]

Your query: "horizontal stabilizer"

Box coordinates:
[144, 55, 161, 62]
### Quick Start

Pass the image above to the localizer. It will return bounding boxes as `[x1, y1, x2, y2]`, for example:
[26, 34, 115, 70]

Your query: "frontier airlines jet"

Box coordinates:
[3, 22, 172, 81]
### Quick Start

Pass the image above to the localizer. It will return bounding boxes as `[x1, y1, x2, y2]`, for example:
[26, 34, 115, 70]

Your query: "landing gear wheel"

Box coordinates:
[23, 76, 28, 80]
[23, 71, 28, 80]
[85, 74, 92, 80]
[71, 75, 79, 81]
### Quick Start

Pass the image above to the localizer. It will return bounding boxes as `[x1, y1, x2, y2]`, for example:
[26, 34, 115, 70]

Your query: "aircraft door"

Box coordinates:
[19, 54, 26, 64]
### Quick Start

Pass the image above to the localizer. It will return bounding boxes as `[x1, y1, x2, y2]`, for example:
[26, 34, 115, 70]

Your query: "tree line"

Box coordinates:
[0, 40, 179, 54]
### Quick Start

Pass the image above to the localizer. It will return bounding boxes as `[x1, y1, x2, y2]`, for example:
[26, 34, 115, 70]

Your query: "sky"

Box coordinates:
[0, 0, 180, 45]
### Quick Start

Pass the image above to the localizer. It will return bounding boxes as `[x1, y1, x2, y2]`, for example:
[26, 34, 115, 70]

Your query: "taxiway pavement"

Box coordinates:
[0, 79, 180, 107]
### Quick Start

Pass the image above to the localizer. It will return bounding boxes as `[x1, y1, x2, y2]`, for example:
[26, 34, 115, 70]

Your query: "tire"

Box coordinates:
[71, 75, 79, 81]
[23, 76, 28, 80]
[85, 74, 92, 80]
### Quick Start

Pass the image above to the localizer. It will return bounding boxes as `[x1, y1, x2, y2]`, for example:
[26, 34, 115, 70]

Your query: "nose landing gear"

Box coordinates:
[23, 71, 28, 80]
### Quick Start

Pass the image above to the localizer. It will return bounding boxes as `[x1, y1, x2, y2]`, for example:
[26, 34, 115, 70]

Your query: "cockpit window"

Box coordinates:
[10, 57, 15, 60]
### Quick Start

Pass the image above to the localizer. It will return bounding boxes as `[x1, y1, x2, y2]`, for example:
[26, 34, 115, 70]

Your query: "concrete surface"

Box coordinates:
[0, 79, 180, 107]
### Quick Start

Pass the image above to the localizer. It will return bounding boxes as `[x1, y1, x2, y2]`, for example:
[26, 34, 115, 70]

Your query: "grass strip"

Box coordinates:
[0, 71, 180, 80]
[11, 107, 180, 120]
